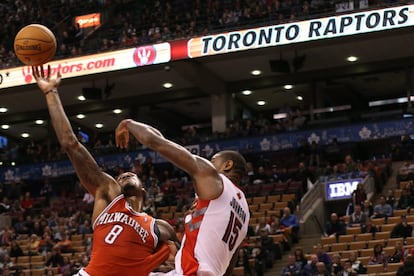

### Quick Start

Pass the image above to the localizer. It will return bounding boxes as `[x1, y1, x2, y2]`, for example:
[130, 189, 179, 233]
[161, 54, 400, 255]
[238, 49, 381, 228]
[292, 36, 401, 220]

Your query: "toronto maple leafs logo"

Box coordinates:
[359, 126, 372, 139]
[308, 133, 320, 144]
[42, 165, 52, 176]
[202, 144, 214, 157]
[4, 169, 15, 181]
[260, 138, 271, 151]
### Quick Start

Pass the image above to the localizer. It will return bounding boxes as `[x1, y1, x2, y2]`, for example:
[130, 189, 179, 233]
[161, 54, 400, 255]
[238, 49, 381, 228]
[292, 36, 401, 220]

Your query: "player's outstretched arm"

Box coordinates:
[32, 65, 117, 198]
[115, 119, 222, 200]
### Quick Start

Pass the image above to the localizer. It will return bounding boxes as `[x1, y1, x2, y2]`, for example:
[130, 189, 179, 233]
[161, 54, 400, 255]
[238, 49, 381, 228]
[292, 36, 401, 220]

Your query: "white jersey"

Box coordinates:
[173, 174, 250, 275]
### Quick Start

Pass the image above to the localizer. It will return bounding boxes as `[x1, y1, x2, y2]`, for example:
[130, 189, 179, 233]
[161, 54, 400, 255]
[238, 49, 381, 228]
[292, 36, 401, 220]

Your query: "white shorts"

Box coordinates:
[149, 270, 215, 276]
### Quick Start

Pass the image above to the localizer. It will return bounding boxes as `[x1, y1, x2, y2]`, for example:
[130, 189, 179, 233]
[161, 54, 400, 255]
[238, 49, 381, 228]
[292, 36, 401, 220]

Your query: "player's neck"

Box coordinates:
[126, 196, 142, 212]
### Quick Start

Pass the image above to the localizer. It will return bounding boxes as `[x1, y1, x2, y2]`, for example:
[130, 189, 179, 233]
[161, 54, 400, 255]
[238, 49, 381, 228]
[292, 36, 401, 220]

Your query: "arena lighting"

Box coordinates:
[35, 120, 44, 125]
[21, 133, 30, 138]
[113, 109, 122, 114]
[242, 90, 252, 95]
[273, 113, 287, 120]
[1, 125, 9, 130]
[296, 95, 303, 101]
[0, 107, 7, 113]
[163, 82, 173, 89]
[284, 84, 293, 90]
[250, 70, 262, 76]
[257, 100, 266, 106]
[95, 123, 104, 129]
[76, 114, 86, 119]
[78, 95, 86, 101]
[369, 96, 414, 107]
[346, 56, 358, 62]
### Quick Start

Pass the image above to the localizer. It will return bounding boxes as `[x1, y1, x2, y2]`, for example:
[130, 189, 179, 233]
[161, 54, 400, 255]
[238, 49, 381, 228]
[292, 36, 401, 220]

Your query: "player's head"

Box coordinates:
[210, 150, 247, 184]
[116, 172, 146, 198]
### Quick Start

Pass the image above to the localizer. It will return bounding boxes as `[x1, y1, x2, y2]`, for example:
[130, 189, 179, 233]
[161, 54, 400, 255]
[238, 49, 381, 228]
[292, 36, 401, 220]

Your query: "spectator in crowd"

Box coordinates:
[235, 247, 252, 276]
[368, 243, 388, 266]
[331, 253, 343, 275]
[361, 217, 378, 235]
[396, 188, 413, 210]
[314, 243, 332, 273]
[324, 213, 346, 240]
[259, 228, 279, 269]
[372, 195, 393, 218]
[352, 183, 367, 207]
[28, 234, 40, 255]
[348, 204, 367, 227]
[45, 247, 64, 268]
[397, 255, 414, 275]
[303, 254, 319, 275]
[362, 199, 374, 218]
[385, 188, 397, 209]
[54, 232, 72, 254]
[336, 259, 358, 276]
[293, 247, 308, 271]
[9, 240, 24, 258]
[281, 254, 302, 276]
[280, 207, 299, 243]
[388, 241, 405, 263]
[349, 251, 367, 274]
[391, 214, 413, 239]
[315, 261, 330, 276]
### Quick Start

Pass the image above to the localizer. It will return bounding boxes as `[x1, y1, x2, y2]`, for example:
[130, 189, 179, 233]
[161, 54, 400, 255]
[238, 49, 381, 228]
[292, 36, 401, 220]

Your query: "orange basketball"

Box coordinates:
[14, 24, 57, 66]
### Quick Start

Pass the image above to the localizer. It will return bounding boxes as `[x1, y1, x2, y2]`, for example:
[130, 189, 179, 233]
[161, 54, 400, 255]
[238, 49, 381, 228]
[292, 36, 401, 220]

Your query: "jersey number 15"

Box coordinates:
[222, 210, 242, 251]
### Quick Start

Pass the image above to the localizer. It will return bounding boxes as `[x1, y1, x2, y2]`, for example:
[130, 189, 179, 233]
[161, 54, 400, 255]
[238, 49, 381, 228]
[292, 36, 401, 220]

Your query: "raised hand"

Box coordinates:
[32, 65, 61, 94]
[115, 119, 131, 149]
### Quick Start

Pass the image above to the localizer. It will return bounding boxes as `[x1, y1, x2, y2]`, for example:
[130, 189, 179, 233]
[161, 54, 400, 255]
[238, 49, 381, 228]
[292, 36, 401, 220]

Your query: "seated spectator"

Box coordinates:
[28, 234, 40, 255]
[54, 232, 72, 254]
[324, 212, 346, 240]
[337, 259, 358, 276]
[303, 254, 318, 275]
[281, 254, 302, 276]
[45, 247, 64, 268]
[280, 207, 299, 243]
[9, 240, 24, 258]
[259, 228, 280, 268]
[385, 189, 397, 209]
[361, 217, 378, 234]
[38, 233, 55, 255]
[372, 195, 393, 218]
[314, 243, 332, 272]
[316, 261, 330, 276]
[349, 251, 367, 274]
[391, 214, 413, 239]
[331, 254, 343, 275]
[293, 247, 308, 271]
[362, 199, 374, 218]
[397, 255, 414, 275]
[388, 241, 405, 263]
[397, 188, 413, 210]
[235, 246, 252, 276]
[348, 204, 367, 227]
[255, 217, 271, 236]
[368, 244, 388, 267]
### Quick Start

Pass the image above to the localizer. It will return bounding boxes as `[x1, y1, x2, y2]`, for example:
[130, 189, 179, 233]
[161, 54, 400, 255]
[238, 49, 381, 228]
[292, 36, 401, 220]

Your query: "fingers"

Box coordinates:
[47, 65, 51, 79]
[40, 65, 45, 78]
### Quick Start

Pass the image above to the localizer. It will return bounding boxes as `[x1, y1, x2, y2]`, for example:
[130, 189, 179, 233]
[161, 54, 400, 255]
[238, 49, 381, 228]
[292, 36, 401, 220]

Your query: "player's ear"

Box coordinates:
[223, 160, 234, 172]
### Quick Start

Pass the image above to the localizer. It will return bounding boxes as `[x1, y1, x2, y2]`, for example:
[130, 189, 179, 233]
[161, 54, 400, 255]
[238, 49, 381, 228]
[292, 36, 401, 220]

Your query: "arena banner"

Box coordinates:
[188, 4, 414, 58]
[0, 42, 171, 89]
[0, 117, 413, 182]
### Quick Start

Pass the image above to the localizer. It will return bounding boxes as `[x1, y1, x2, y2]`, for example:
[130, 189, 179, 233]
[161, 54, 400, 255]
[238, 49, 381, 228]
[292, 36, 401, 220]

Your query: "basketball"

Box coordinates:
[14, 24, 57, 66]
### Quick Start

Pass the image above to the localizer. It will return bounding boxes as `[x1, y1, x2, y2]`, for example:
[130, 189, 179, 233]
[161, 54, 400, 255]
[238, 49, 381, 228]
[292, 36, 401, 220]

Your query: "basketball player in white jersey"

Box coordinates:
[115, 119, 250, 276]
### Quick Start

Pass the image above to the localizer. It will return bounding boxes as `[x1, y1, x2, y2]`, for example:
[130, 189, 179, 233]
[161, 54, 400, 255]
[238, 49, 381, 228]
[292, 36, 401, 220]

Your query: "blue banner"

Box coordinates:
[1, 118, 413, 182]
